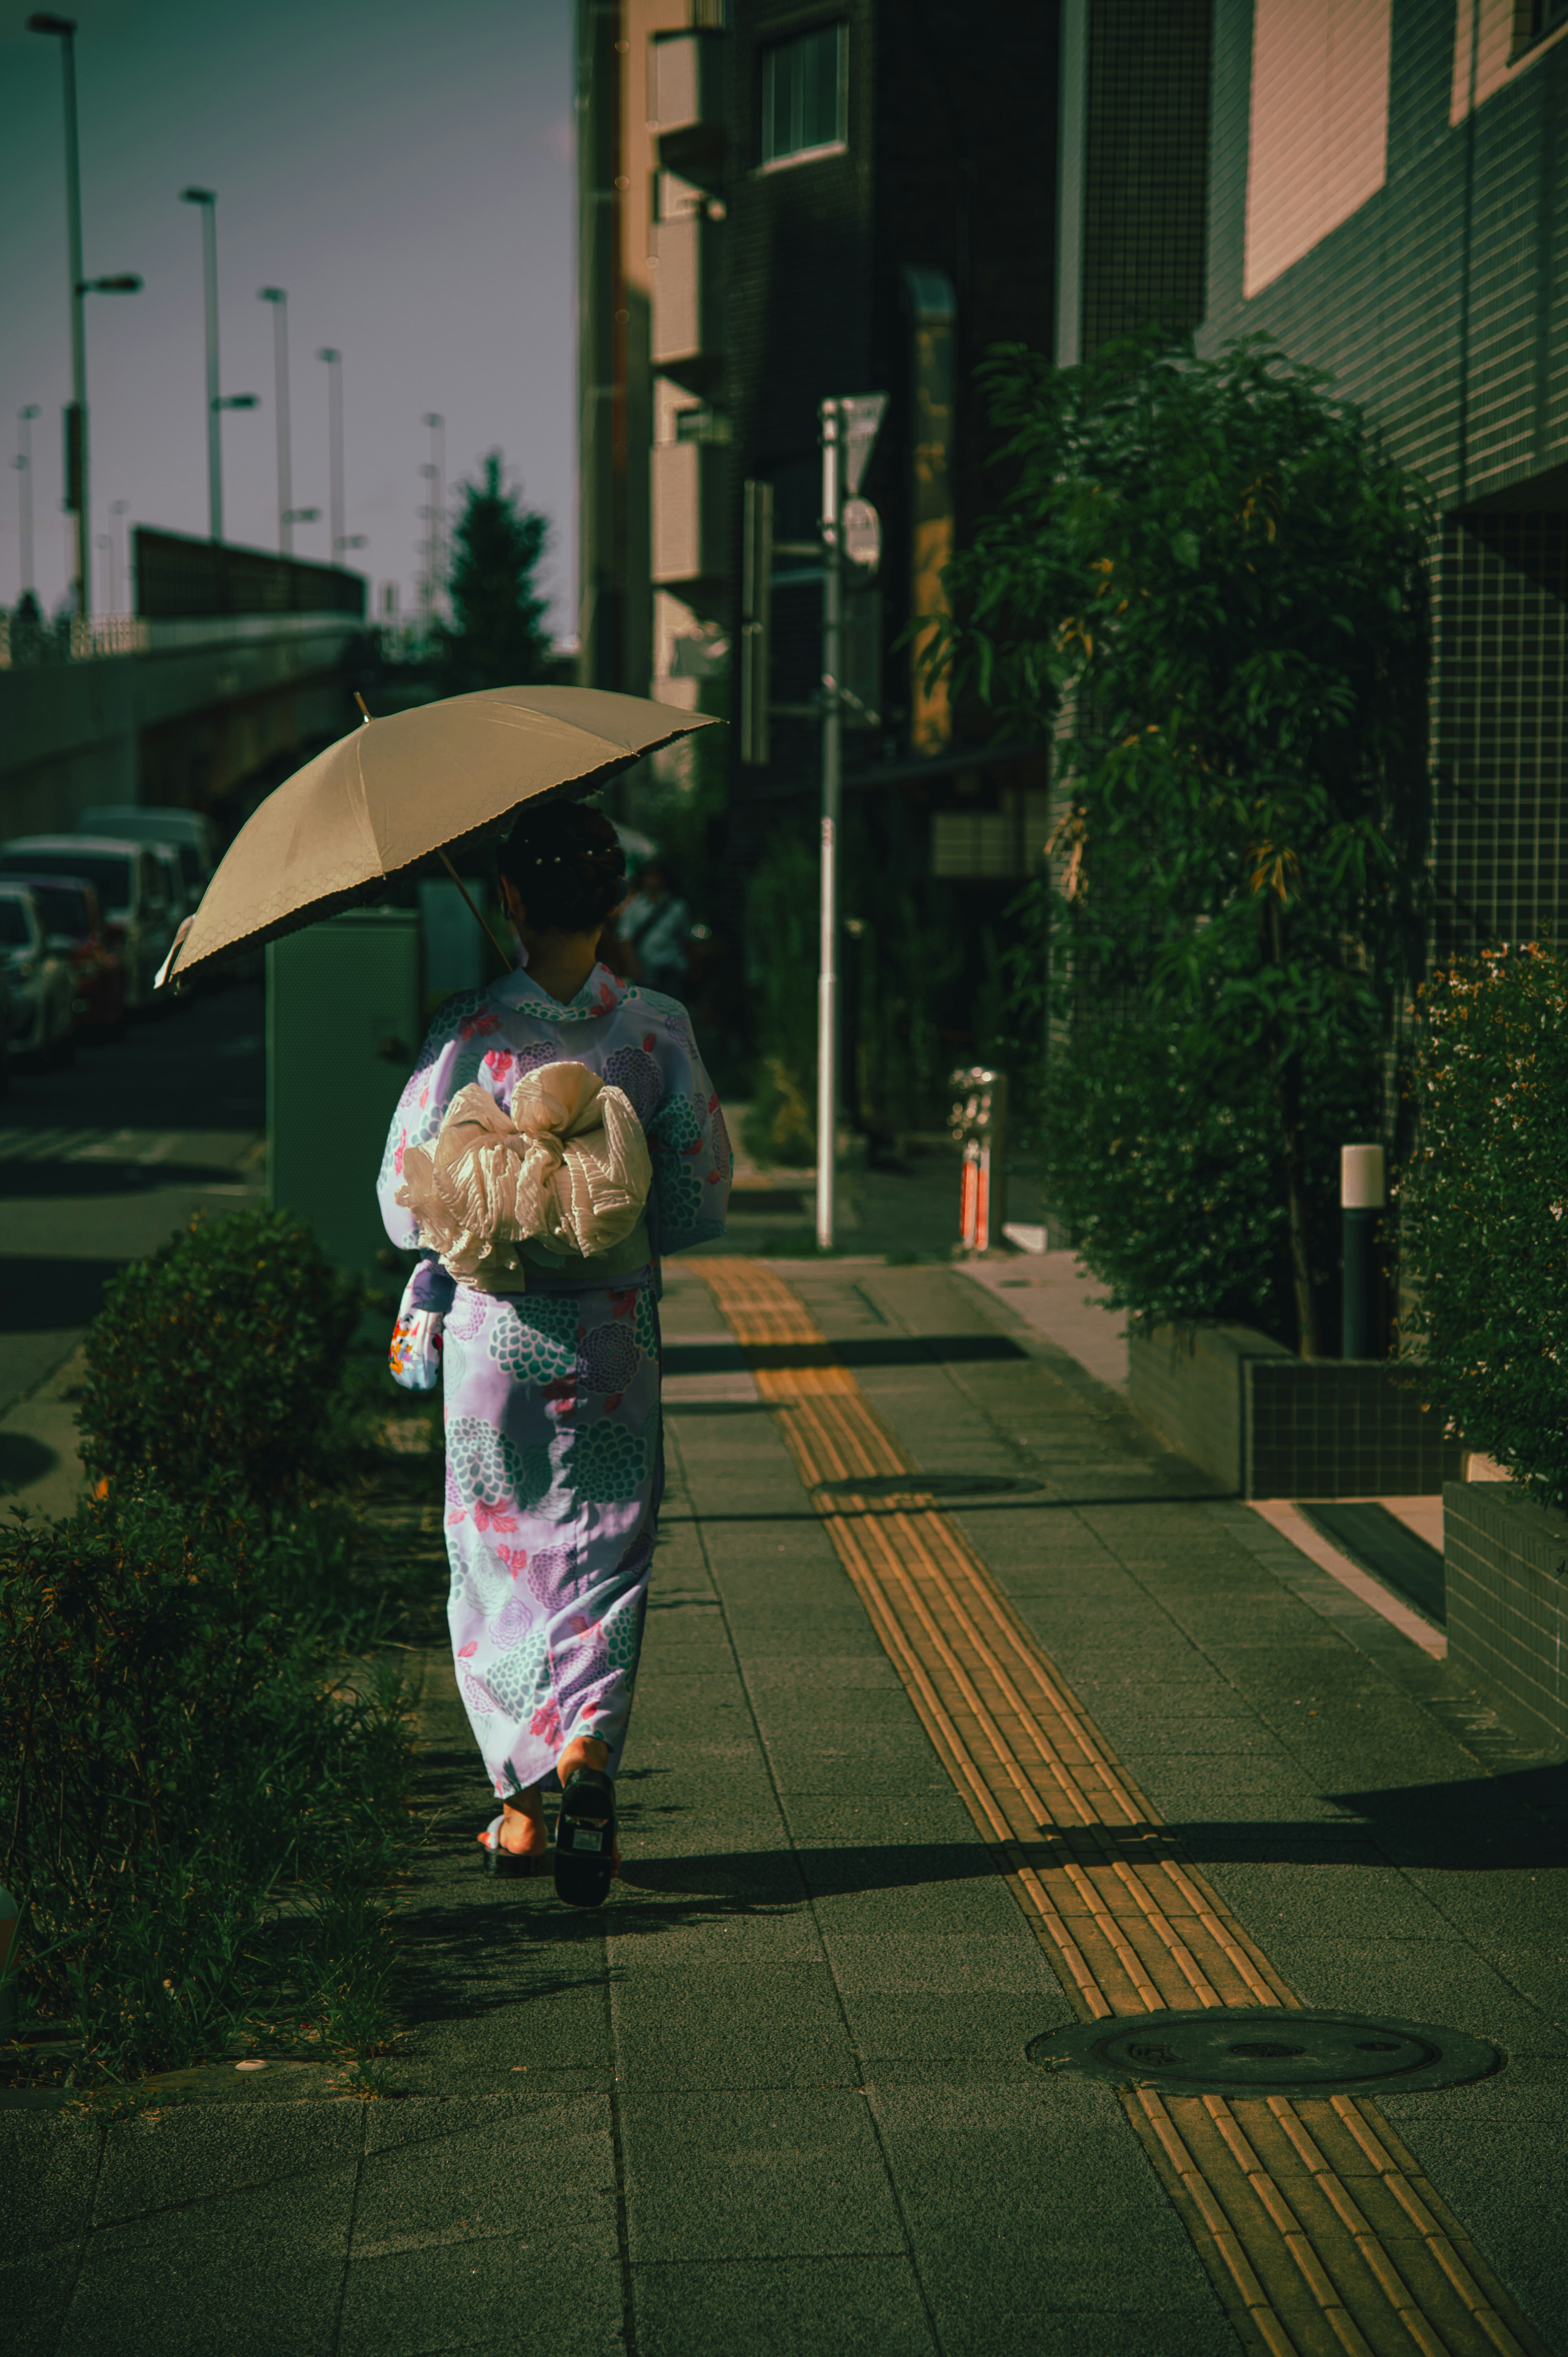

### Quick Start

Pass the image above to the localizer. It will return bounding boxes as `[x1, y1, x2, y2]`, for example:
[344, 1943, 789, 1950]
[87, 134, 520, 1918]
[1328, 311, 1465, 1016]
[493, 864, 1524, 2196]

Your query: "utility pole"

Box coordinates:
[180, 188, 223, 541]
[814, 390, 886, 1252]
[318, 348, 343, 564]
[259, 288, 292, 555]
[109, 496, 127, 611]
[14, 406, 40, 597]
[816, 397, 844, 1253]
[30, 16, 88, 614]
[421, 409, 445, 633]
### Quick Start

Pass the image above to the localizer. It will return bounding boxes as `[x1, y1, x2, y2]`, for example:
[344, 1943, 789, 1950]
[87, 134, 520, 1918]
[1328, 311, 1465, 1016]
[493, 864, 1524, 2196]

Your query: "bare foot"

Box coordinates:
[479, 1788, 548, 1858]
[556, 1737, 622, 1875]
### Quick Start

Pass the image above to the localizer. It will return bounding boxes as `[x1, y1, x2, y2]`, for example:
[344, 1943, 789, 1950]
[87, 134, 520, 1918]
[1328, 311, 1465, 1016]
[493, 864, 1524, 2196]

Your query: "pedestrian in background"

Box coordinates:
[377, 803, 731, 1904]
[621, 858, 692, 1000]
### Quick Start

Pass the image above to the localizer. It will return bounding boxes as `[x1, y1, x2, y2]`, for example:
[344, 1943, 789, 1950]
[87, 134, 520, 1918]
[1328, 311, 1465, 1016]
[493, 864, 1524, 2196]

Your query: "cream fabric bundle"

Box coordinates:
[396, 1059, 652, 1290]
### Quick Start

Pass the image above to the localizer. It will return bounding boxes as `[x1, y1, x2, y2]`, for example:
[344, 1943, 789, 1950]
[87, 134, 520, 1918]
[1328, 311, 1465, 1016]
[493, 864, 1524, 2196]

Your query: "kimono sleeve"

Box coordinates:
[642, 1008, 732, 1253]
[376, 987, 505, 1251]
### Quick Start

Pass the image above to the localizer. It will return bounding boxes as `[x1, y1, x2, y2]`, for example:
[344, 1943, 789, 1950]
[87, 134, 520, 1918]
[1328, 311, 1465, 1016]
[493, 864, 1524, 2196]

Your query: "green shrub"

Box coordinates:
[1046, 1011, 1375, 1340]
[1398, 944, 1568, 1507]
[936, 331, 1431, 1353]
[0, 1491, 412, 2085]
[78, 1207, 360, 1506]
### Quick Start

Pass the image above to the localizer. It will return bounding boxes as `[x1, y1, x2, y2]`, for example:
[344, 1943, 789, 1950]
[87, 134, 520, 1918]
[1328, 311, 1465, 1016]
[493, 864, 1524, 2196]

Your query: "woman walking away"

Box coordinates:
[377, 802, 731, 1905]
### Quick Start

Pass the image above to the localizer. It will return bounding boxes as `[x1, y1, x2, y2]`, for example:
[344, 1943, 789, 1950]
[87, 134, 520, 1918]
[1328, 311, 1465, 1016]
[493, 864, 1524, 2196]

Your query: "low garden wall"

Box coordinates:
[1129, 1322, 1463, 1499]
[1444, 1483, 1568, 1752]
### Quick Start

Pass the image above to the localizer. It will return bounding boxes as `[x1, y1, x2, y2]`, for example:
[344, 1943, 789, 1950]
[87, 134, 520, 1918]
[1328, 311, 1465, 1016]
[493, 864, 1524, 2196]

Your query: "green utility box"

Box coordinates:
[267, 908, 423, 1281]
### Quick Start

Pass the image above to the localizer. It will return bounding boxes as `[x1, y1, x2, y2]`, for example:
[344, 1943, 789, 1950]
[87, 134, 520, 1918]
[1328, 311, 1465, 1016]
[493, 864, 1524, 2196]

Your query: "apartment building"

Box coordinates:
[575, 0, 1057, 986]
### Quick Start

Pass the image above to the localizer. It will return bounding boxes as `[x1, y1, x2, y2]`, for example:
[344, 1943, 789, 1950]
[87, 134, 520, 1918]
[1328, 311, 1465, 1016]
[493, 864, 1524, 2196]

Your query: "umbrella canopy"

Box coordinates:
[162, 685, 717, 986]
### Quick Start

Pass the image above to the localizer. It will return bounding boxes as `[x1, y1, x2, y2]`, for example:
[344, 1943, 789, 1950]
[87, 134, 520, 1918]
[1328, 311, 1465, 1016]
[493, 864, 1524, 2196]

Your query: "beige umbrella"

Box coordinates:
[158, 684, 718, 988]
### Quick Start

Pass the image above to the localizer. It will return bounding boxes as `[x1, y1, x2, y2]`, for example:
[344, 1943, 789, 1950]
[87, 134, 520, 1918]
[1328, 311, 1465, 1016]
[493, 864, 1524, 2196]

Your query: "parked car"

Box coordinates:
[5, 872, 127, 1037]
[144, 838, 193, 928]
[75, 805, 216, 910]
[0, 836, 171, 1012]
[0, 883, 75, 1066]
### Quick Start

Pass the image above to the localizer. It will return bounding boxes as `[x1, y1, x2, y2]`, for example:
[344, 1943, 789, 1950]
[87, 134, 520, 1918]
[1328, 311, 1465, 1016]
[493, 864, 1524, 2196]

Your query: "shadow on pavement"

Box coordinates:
[0, 1160, 243, 1199]
[0, 1256, 129, 1331]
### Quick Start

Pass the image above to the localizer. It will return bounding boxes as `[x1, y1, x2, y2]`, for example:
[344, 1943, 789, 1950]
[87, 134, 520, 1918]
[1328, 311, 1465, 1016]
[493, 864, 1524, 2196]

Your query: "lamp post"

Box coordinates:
[178, 187, 223, 540]
[258, 287, 292, 556]
[317, 348, 343, 567]
[13, 406, 40, 598]
[421, 409, 445, 631]
[29, 13, 142, 619]
[110, 497, 128, 613]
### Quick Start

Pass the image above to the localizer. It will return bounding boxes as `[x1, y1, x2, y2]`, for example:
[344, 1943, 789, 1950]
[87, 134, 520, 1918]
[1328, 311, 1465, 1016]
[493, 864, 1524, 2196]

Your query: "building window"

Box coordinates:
[760, 24, 846, 167]
[1520, 0, 1568, 51]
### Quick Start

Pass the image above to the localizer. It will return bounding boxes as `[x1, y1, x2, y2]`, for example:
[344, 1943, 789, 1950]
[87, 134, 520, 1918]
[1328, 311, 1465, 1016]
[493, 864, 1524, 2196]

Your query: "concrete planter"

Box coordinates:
[1128, 1322, 1462, 1499]
[1444, 1483, 1568, 1752]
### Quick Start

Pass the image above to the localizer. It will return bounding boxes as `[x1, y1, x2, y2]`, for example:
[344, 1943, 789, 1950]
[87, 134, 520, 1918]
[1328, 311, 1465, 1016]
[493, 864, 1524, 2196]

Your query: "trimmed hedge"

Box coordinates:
[78, 1207, 360, 1506]
[1399, 943, 1568, 1508]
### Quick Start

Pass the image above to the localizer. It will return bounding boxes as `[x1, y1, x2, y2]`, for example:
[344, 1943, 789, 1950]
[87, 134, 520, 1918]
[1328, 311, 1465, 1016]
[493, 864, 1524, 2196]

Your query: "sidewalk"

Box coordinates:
[7, 1255, 1566, 2355]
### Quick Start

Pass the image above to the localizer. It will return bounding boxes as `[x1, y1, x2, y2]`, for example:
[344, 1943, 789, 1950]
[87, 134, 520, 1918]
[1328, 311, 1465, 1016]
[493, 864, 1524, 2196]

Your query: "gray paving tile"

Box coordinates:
[630, 2255, 938, 2356]
[4, 2243, 86, 2357]
[610, 1964, 857, 2089]
[819, 1931, 1065, 1995]
[93, 2101, 363, 2225]
[354, 2098, 615, 2256]
[0, 2115, 99, 2260]
[58, 2165, 359, 2357]
[872, 2077, 1228, 2337]
[1256, 1936, 1568, 2053]
[339, 2243, 624, 2357]
[619, 2088, 906, 2261]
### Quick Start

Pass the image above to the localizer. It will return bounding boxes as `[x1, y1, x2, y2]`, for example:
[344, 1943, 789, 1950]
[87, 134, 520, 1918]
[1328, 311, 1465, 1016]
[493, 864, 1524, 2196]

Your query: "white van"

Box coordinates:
[0, 836, 172, 1011]
[75, 807, 216, 908]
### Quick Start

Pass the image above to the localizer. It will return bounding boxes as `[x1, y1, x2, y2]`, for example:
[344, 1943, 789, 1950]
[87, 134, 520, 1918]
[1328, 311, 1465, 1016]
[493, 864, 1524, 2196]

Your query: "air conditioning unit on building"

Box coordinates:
[652, 440, 726, 586]
[652, 213, 722, 377]
[652, 29, 725, 188]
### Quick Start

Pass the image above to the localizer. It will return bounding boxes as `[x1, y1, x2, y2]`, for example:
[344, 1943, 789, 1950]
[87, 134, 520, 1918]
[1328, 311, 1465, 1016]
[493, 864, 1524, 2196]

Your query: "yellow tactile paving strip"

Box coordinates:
[689, 1259, 1548, 2357]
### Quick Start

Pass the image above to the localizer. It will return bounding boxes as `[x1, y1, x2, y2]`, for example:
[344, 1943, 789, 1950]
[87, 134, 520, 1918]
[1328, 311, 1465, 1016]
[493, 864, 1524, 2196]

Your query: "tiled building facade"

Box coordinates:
[1195, 0, 1568, 953]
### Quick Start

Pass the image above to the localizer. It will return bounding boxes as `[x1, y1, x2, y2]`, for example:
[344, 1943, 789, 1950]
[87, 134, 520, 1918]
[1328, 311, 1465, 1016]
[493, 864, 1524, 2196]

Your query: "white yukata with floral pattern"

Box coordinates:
[377, 960, 731, 1800]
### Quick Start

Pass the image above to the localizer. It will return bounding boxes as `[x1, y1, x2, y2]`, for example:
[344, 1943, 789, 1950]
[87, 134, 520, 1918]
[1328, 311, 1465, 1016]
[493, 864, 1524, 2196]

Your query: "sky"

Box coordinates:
[0, 0, 576, 635]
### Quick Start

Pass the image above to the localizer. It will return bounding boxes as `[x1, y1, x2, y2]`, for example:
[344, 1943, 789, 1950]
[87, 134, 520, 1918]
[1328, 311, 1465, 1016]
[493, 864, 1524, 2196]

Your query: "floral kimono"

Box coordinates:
[377, 961, 731, 1800]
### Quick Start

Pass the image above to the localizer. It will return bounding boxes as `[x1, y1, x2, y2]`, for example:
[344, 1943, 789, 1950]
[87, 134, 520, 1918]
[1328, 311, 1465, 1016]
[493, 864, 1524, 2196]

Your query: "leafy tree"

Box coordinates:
[935, 332, 1431, 1353]
[435, 450, 552, 694]
[1399, 944, 1568, 1507]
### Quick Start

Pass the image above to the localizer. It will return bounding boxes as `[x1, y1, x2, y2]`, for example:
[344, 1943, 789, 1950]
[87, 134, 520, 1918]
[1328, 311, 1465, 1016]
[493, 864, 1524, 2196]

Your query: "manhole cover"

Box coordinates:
[1027, 2008, 1502, 2099]
[815, 1472, 1040, 1501]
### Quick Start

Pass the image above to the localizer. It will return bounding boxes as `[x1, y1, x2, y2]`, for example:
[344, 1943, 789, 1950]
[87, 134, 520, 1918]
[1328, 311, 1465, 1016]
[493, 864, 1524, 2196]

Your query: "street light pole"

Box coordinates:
[421, 409, 445, 631]
[110, 497, 128, 612]
[180, 187, 223, 541]
[318, 349, 343, 565]
[816, 395, 843, 1253]
[28, 15, 88, 615]
[258, 288, 292, 556]
[14, 406, 40, 598]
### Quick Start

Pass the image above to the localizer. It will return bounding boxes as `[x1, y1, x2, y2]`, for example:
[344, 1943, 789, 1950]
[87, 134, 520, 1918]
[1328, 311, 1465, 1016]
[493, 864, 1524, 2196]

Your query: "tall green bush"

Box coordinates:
[935, 332, 1432, 1351]
[1399, 944, 1568, 1507]
[0, 1492, 411, 2084]
[78, 1207, 360, 1505]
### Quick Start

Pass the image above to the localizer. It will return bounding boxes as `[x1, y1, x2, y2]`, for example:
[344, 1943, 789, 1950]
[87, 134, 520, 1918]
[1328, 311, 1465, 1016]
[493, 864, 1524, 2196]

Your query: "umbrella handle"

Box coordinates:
[438, 847, 514, 971]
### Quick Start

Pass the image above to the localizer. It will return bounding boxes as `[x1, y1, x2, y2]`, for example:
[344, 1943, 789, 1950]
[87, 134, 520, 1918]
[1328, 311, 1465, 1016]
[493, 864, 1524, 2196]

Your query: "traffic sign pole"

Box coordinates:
[816, 397, 842, 1254]
[815, 392, 886, 1254]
